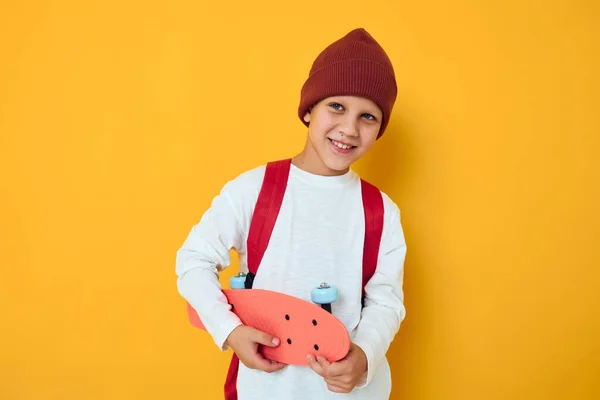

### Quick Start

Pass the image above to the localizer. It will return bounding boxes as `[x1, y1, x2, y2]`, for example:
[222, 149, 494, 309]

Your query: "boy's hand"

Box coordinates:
[306, 343, 368, 393]
[225, 325, 287, 373]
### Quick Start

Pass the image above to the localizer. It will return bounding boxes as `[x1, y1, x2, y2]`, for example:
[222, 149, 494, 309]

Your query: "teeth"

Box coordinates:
[331, 139, 353, 150]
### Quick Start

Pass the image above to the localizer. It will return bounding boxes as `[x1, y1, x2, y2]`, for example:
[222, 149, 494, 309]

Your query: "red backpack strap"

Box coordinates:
[224, 356, 240, 400]
[360, 179, 384, 305]
[224, 158, 291, 400]
[246, 158, 292, 276]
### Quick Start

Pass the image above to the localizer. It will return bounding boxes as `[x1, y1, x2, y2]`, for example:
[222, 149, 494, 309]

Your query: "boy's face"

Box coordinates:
[303, 95, 382, 174]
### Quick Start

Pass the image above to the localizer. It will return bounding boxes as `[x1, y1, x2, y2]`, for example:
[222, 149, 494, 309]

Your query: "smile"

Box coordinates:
[328, 138, 356, 155]
[328, 138, 356, 150]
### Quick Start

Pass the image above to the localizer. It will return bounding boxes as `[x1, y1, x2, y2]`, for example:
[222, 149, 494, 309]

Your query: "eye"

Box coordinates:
[362, 113, 377, 121]
[329, 103, 344, 111]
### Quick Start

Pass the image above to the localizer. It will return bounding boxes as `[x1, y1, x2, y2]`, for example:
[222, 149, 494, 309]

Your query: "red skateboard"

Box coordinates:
[186, 275, 350, 366]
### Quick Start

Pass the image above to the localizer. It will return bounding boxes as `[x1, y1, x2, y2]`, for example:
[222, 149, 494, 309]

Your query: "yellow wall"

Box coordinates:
[1, 1, 598, 399]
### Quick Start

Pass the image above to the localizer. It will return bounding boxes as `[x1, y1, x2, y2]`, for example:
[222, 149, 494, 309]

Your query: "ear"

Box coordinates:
[303, 109, 311, 123]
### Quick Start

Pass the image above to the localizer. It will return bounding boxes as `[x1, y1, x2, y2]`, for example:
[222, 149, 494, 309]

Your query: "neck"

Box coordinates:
[292, 139, 349, 177]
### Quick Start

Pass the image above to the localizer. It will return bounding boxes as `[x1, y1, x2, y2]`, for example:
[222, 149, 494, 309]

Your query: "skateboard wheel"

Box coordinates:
[230, 273, 247, 289]
[310, 282, 338, 304]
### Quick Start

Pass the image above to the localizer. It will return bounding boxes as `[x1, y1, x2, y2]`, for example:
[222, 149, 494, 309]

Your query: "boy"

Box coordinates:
[176, 28, 407, 399]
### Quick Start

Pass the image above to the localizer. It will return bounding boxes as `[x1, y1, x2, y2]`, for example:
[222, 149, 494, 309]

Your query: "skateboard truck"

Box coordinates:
[310, 282, 338, 314]
[230, 272, 247, 289]
[230, 272, 256, 290]
[231, 275, 339, 314]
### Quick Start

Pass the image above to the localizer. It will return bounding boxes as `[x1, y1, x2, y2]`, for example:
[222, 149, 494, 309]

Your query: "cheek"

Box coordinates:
[314, 112, 338, 130]
[359, 133, 378, 150]
[310, 119, 336, 139]
[356, 143, 375, 157]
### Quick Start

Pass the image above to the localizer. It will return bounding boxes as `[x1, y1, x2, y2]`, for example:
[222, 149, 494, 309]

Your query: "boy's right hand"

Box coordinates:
[225, 325, 287, 373]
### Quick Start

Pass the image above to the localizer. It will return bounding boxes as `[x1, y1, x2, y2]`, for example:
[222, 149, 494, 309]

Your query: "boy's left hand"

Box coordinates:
[306, 343, 367, 393]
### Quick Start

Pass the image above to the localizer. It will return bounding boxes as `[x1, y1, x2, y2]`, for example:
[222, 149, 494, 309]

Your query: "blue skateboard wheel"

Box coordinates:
[230, 273, 247, 289]
[311, 282, 338, 304]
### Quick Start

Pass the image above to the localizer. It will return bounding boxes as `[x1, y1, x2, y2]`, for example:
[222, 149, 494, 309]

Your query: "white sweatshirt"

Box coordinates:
[176, 162, 407, 399]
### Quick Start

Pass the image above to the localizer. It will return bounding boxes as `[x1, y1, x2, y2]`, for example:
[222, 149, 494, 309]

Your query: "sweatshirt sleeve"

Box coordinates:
[175, 169, 261, 351]
[352, 194, 407, 387]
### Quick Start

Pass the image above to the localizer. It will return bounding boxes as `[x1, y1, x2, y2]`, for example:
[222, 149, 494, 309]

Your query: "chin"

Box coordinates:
[323, 157, 353, 173]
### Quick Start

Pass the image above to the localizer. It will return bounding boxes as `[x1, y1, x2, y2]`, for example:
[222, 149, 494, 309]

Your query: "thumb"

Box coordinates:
[250, 328, 280, 347]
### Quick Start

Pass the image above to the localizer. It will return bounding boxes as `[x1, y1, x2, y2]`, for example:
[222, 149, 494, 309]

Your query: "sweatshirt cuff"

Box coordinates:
[352, 340, 375, 388]
[211, 312, 244, 352]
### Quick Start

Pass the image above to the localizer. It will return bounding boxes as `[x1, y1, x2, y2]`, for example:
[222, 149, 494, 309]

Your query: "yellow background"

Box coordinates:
[1, 0, 599, 399]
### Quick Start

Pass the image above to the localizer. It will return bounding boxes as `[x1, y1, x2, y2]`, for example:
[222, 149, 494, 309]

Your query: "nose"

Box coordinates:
[338, 115, 359, 137]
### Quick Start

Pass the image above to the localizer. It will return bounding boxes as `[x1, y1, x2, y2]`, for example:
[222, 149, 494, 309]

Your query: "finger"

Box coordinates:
[306, 354, 325, 376]
[263, 355, 287, 372]
[316, 356, 332, 375]
[324, 374, 353, 388]
[327, 383, 351, 394]
[250, 328, 280, 347]
[262, 359, 287, 373]
[325, 359, 350, 377]
[250, 352, 287, 373]
[316, 356, 331, 369]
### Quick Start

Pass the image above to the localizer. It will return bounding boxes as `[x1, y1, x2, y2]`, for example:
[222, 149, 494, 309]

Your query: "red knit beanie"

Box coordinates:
[298, 28, 397, 138]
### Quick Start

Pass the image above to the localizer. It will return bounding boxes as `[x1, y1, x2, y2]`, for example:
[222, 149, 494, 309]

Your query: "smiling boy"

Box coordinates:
[176, 28, 407, 400]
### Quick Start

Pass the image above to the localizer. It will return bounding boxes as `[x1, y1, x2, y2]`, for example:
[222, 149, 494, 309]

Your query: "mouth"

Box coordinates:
[328, 138, 357, 155]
